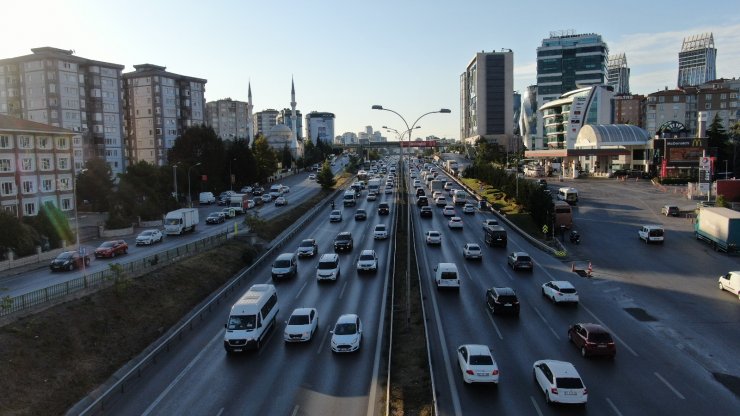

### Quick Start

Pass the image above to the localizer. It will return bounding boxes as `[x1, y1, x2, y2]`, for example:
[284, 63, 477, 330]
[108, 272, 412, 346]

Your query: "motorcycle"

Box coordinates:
[569, 230, 581, 245]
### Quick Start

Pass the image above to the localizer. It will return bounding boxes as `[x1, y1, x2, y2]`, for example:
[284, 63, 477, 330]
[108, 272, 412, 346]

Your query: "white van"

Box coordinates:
[434, 262, 460, 289]
[317, 253, 341, 281]
[718, 271, 740, 300]
[343, 190, 356, 207]
[199, 192, 216, 205]
[270, 184, 284, 195]
[557, 187, 579, 205]
[223, 284, 279, 352]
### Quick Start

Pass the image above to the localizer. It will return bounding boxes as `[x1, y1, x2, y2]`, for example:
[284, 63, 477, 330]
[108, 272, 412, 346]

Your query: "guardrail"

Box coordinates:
[73, 185, 350, 415]
[1, 232, 230, 318]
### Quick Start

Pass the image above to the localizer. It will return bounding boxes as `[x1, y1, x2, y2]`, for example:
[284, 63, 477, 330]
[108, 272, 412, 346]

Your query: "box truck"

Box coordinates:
[229, 193, 249, 214]
[694, 207, 740, 253]
[164, 208, 199, 235]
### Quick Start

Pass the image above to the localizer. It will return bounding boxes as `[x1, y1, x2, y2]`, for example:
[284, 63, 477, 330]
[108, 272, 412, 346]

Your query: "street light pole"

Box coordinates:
[187, 162, 202, 208]
[73, 168, 88, 276]
[229, 158, 237, 191]
[372, 105, 451, 328]
[172, 164, 179, 203]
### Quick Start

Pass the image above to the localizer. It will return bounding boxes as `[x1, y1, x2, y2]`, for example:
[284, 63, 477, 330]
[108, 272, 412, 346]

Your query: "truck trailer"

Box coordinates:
[164, 208, 199, 235]
[694, 207, 740, 253]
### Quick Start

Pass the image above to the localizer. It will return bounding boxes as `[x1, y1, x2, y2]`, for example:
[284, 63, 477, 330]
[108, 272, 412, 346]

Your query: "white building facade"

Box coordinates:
[305, 112, 335, 145]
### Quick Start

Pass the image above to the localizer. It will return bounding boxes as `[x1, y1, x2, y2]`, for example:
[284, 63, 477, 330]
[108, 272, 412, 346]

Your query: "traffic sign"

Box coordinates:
[79, 247, 86, 255]
[700, 157, 710, 169]
[542, 225, 549, 234]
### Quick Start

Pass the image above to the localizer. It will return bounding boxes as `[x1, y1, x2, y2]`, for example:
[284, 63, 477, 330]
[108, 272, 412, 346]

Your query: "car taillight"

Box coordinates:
[466, 370, 475, 375]
[583, 388, 588, 395]
[551, 387, 558, 395]
[492, 369, 499, 375]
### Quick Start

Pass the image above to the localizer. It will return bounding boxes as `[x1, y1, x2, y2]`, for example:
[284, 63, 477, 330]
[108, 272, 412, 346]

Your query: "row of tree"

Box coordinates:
[706, 116, 740, 178]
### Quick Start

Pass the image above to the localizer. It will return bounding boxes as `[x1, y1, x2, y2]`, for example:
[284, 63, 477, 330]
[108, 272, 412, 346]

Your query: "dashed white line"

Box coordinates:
[338, 280, 349, 300]
[317, 330, 330, 355]
[532, 305, 561, 340]
[529, 396, 544, 416]
[291, 405, 299, 416]
[606, 397, 623, 416]
[295, 281, 308, 299]
[602, 287, 621, 293]
[485, 309, 504, 340]
[654, 372, 685, 400]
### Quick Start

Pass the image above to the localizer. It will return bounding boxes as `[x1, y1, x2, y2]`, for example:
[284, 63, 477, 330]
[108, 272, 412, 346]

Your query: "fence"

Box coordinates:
[1, 232, 229, 318]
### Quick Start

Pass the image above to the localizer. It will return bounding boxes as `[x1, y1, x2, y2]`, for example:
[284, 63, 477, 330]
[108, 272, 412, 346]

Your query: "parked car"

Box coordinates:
[457, 344, 499, 384]
[135, 229, 163, 246]
[206, 212, 226, 224]
[661, 205, 679, 216]
[356, 249, 378, 273]
[330, 314, 362, 353]
[507, 252, 533, 271]
[50, 250, 90, 272]
[463, 243, 482, 259]
[718, 271, 740, 300]
[94, 240, 128, 258]
[425, 230, 442, 245]
[542, 281, 579, 304]
[485, 287, 520, 315]
[420, 206, 433, 218]
[284, 307, 319, 343]
[297, 238, 318, 258]
[533, 360, 588, 405]
[568, 323, 616, 358]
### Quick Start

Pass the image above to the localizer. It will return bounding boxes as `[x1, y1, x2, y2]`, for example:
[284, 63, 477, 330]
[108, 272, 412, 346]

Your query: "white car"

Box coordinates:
[281, 185, 290, 193]
[385, 187, 392, 194]
[274, 196, 287, 206]
[367, 192, 377, 201]
[425, 230, 442, 245]
[356, 249, 378, 272]
[462, 203, 476, 215]
[284, 307, 319, 342]
[329, 210, 342, 222]
[463, 243, 482, 260]
[638, 225, 664, 243]
[533, 360, 588, 405]
[482, 219, 499, 229]
[448, 216, 463, 229]
[435, 197, 447, 207]
[373, 224, 388, 239]
[308, 174, 317, 180]
[240, 186, 253, 193]
[457, 344, 499, 384]
[432, 191, 443, 200]
[442, 205, 456, 216]
[330, 314, 362, 353]
[135, 229, 163, 245]
[542, 281, 579, 304]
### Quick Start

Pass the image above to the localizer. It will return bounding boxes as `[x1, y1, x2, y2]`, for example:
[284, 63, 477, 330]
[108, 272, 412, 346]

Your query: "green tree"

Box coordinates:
[252, 135, 278, 183]
[316, 161, 336, 190]
[707, 113, 730, 171]
[728, 121, 740, 177]
[228, 138, 258, 187]
[76, 158, 115, 212]
[111, 161, 176, 225]
[475, 137, 505, 165]
[368, 149, 380, 160]
[168, 125, 227, 193]
[281, 143, 293, 170]
[0, 212, 38, 257]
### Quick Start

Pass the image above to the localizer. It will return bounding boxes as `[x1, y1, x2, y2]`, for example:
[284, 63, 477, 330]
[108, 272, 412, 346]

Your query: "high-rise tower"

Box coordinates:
[678, 33, 716, 88]
[607, 53, 630, 95]
[247, 82, 254, 144]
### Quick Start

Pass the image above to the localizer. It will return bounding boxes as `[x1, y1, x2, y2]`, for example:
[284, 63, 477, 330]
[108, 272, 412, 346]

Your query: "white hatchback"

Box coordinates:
[442, 205, 456, 216]
[458, 344, 499, 384]
[542, 281, 579, 304]
[373, 224, 388, 240]
[425, 230, 442, 245]
[284, 308, 319, 342]
[330, 314, 362, 353]
[533, 360, 588, 405]
[463, 243, 482, 260]
[448, 216, 463, 229]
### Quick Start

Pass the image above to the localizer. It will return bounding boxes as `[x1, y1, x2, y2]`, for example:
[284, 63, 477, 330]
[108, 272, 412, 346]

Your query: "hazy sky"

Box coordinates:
[4, 0, 740, 141]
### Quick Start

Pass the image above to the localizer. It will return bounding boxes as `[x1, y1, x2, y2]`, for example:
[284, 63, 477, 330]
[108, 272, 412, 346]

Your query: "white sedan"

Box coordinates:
[541, 281, 579, 304]
[308, 174, 317, 180]
[356, 249, 378, 272]
[463, 243, 482, 260]
[442, 205, 456, 216]
[462, 203, 476, 215]
[457, 344, 499, 384]
[373, 224, 388, 239]
[448, 216, 464, 229]
[284, 308, 319, 342]
[135, 229, 163, 246]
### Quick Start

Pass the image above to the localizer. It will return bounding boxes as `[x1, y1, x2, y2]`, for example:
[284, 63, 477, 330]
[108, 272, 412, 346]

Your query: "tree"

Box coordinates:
[316, 161, 336, 190]
[24, 203, 74, 249]
[475, 137, 505, 165]
[227, 138, 258, 187]
[707, 113, 730, 170]
[0, 211, 38, 257]
[111, 161, 176, 224]
[252, 135, 278, 183]
[168, 124, 227, 192]
[368, 149, 380, 160]
[281, 143, 293, 169]
[728, 121, 740, 178]
[76, 158, 115, 212]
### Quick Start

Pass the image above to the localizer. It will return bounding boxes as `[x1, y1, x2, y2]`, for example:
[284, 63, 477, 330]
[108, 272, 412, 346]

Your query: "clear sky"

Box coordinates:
[4, 0, 740, 141]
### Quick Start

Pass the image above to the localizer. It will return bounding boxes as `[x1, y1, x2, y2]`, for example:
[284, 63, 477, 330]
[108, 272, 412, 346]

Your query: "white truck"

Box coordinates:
[453, 190, 469, 206]
[367, 178, 381, 195]
[164, 208, 199, 235]
[229, 193, 249, 215]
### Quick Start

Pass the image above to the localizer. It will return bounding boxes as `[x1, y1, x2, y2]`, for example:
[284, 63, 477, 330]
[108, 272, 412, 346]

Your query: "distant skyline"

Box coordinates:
[4, 0, 740, 141]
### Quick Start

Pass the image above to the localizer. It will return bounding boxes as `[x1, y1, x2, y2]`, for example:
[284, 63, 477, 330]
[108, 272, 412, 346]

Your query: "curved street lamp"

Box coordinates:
[371, 105, 450, 327]
[187, 162, 202, 207]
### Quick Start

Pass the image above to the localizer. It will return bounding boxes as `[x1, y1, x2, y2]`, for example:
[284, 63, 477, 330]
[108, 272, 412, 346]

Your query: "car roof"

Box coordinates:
[291, 307, 315, 316]
[450, 216, 461, 220]
[276, 252, 295, 260]
[337, 313, 358, 323]
[549, 280, 575, 289]
[301, 238, 316, 243]
[375, 224, 386, 228]
[437, 262, 458, 270]
[337, 232, 351, 237]
[360, 249, 375, 255]
[578, 323, 608, 333]
[319, 253, 339, 261]
[536, 360, 580, 377]
[491, 286, 516, 295]
[512, 251, 529, 256]
[466, 243, 480, 248]
[427, 230, 440, 234]
[461, 344, 492, 356]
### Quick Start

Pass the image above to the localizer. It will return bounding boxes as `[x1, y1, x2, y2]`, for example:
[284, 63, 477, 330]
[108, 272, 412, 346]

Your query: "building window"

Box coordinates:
[23, 201, 37, 216]
[56, 137, 69, 149]
[22, 158, 34, 171]
[0, 159, 11, 172]
[41, 178, 53, 192]
[39, 158, 52, 170]
[720, 103, 726, 109]
[1, 181, 14, 195]
[22, 180, 35, 194]
[0, 135, 11, 148]
[720, 94, 727, 99]
[58, 157, 69, 170]
[19, 136, 33, 149]
[673, 96, 679, 102]
[705, 103, 712, 110]
[705, 94, 712, 100]
[61, 197, 72, 211]
[58, 177, 71, 191]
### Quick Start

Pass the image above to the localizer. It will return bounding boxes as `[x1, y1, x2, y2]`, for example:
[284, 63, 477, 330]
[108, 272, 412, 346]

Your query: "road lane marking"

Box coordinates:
[654, 372, 685, 400]
[291, 405, 299, 416]
[317, 330, 330, 354]
[606, 397, 623, 416]
[580, 304, 638, 357]
[142, 331, 223, 416]
[530, 396, 544, 416]
[500, 265, 514, 281]
[532, 305, 560, 340]
[485, 309, 504, 340]
[216, 408, 224, 416]
[295, 281, 308, 299]
[338, 280, 349, 300]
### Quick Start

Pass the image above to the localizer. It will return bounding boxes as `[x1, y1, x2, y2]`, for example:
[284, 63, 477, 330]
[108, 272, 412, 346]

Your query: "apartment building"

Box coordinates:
[305, 112, 335, 144]
[205, 98, 249, 140]
[0, 47, 125, 176]
[0, 114, 76, 219]
[122, 64, 206, 166]
[253, 109, 279, 137]
[612, 94, 645, 126]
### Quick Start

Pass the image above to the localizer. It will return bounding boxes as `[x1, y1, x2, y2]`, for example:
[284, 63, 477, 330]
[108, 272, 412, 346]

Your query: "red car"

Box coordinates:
[94, 240, 129, 258]
[567, 323, 616, 358]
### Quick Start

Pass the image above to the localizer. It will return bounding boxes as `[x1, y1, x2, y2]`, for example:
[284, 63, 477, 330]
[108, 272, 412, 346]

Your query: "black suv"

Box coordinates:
[333, 232, 354, 252]
[416, 188, 425, 197]
[486, 287, 520, 315]
[416, 196, 429, 207]
[378, 202, 390, 215]
[420, 206, 433, 218]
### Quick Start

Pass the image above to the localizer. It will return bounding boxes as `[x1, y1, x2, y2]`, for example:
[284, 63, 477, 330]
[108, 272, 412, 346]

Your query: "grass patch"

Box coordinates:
[0, 240, 253, 416]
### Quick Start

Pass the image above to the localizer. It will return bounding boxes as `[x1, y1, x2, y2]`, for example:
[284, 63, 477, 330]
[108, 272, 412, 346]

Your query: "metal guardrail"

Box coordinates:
[73, 185, 350, 416]
[1, 232, 230, 318]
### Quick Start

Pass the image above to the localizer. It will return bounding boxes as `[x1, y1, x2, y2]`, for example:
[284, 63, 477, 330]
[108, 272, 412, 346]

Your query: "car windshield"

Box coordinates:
[429, 232, 439, 237]
[360, 254, 375, 261]
[558, 287, 577, 294]
[518, 256, 531, 262]
[441, 272, 457, 280]
[100, 242, 115, 248]
[58, 253, 74, 260]
[469, 355, 494, 365]
[337, 235, 350, 241]
[468, 245, 480, 251]
[318, 261, 337, 270]
[141, 231, 154, 236]
[164, 218, 180, 225]
[288, 314, 310, 325]
[227, 315, 256, 331]
[208, 214, 219, 218]
[299, 241, 314, 248]
[376, 225, 386, 231]
[589, 332, 613, 342]
[334, 322, 357, 335]
[556, 377, 584, 389]
[331, 210, 341, 215]
[274, 260, 291, 268]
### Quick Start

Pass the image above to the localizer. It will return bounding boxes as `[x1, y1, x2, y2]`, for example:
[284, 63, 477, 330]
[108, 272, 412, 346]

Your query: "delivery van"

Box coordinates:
[223, 284, 279, 352]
